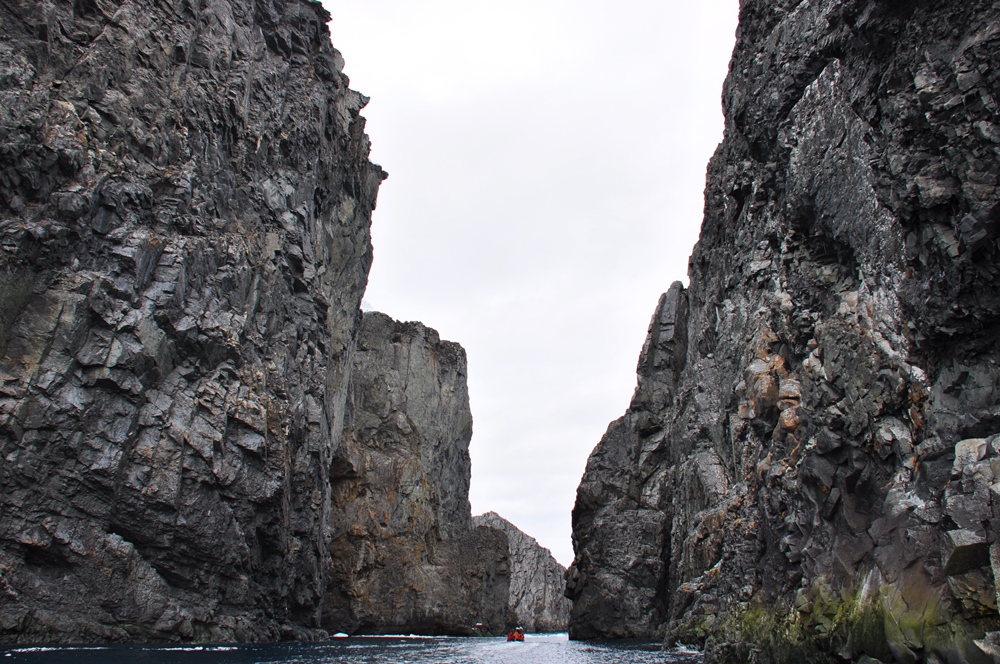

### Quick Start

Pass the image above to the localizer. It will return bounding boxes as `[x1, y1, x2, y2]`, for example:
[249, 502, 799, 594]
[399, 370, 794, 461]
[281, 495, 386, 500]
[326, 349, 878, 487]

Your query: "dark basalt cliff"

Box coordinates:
[473, 511, 571, 633]
[325, 312, 510, 636]
[0, 0, 509, 644]
[568, 1, 1000, 663]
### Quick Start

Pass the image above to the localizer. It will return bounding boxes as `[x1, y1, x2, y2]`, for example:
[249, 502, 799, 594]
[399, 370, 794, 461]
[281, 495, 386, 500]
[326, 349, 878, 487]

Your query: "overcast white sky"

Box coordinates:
[322, 0, 739, 566]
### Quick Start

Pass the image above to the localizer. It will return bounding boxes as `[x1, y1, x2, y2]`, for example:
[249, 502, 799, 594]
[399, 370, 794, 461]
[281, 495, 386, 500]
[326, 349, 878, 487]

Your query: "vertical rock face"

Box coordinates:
[324, 312, 511, 636]
[567, 284, 688, 640]
[473, 511, 571, 633]
[0, 0, 384, 642]
[569, 1, 1000, 662]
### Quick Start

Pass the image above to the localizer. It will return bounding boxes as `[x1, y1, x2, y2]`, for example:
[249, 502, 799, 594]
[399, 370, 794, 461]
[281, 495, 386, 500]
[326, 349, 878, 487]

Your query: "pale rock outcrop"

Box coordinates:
[474, 511, 571, 633]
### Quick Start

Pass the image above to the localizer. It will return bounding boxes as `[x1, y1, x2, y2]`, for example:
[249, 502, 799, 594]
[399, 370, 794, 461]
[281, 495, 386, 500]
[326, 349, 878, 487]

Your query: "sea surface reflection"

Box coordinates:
[3, 633, 703, 663]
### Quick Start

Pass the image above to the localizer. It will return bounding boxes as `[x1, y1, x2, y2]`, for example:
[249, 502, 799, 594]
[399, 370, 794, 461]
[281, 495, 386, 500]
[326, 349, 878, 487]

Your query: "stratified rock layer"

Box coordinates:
[325, 312, 511, 636]
[0, 0, 384, 643]
[474, 511, 571, 633]
[569, 2, 1000, 663]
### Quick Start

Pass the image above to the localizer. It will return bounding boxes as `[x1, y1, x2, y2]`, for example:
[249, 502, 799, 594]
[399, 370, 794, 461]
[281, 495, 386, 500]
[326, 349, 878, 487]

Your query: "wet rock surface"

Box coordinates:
[324, 312, 511, 636]
[473, 511, 571, 633]
[0, 0, 390, 643]
[568, 1, 1000, 662]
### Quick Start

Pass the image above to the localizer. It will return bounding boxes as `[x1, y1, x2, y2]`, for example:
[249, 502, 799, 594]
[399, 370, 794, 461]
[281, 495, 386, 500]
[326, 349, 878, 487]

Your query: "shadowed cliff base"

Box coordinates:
[568, 1, 1000, 663]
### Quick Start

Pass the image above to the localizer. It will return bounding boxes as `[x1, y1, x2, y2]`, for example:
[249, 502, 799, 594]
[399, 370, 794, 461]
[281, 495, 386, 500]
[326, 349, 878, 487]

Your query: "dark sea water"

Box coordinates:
[3, 634, 702, 663]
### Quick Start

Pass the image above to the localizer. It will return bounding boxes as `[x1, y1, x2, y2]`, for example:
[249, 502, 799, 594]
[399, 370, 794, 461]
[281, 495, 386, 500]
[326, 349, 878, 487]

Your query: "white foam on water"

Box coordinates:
[154, 646, 236, 652]
[159, 647, 205, 651]
[9, 647, 95, 653]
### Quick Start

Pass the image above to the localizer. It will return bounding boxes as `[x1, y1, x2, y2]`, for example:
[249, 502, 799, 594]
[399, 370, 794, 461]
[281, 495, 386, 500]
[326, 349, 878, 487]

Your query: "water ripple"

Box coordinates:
[4, 634, 702, 664]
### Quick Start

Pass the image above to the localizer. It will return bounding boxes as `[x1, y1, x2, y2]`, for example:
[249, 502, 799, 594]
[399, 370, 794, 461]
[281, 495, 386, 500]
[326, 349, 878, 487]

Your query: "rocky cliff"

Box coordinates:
[324, 312, 510, 636]
[0, 0, 382, 642]
[0, 0, 509, 644]
[473, 511, 571, 633]
[568, 2, 1000, 663]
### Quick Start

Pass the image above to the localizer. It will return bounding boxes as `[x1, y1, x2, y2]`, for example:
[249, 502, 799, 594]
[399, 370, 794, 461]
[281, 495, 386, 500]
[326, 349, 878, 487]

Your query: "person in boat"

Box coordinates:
[506, 626, 525, 641]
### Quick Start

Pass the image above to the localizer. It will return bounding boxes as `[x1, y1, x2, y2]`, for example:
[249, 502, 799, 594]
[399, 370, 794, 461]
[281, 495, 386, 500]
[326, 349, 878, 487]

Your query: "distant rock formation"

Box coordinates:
[0, 0, 512, 644]
[568, 1, 1000, 662]
[474, 511, 571, 633]
[325, 312, 510, 636]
